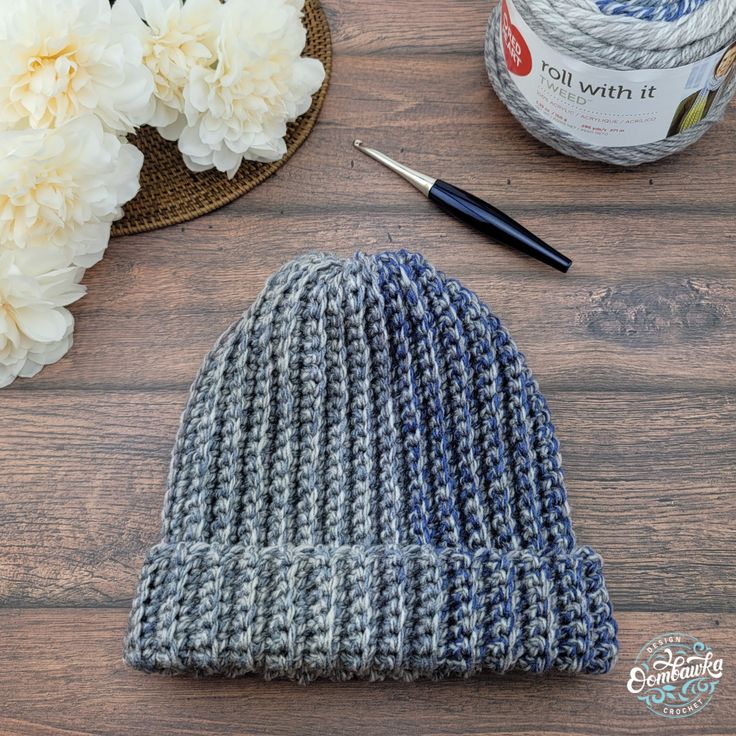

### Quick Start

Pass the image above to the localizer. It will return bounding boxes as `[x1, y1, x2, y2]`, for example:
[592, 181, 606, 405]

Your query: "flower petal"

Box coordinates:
[13, 306, 69, 343]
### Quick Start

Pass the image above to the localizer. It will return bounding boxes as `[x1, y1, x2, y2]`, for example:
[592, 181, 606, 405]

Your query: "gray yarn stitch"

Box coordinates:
[124, 250, 618, 681]
[485, 0, 736, 166]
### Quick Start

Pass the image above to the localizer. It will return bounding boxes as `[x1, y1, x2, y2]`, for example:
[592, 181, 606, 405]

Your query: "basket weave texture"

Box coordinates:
[112, 0, 332, 237]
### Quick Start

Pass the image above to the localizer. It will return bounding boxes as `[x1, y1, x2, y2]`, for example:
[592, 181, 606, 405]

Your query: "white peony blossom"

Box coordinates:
[0, 251, 86, 388]
[0, 116, 144, 268]
[177, 0, 326, 178]
[0, 0, 154, 134]
[131, 0, 222, 138]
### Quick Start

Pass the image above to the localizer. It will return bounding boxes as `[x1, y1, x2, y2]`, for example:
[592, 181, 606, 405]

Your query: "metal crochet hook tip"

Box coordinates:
[353, 140, 436, 197]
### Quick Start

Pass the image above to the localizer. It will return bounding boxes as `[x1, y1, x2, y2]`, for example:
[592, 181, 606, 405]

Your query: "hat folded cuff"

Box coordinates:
[124, 542, 618, 680]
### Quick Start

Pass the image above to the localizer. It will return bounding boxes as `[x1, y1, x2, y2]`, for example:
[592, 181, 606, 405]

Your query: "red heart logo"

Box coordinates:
[501, 0, 533, 77]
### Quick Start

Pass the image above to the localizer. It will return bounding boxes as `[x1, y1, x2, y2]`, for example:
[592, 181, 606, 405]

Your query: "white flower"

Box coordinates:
[0, 116, 144, 268]
[131, 0, 222, 137]
[0, 0, 154, 134]
[0, 250, 85, 388]
[177, 0, 325, 178]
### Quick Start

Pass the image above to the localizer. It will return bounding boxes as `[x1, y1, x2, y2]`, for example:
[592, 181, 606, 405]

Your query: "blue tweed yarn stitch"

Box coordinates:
[596, 0, 711, 21]
[124, 250, 618, 680]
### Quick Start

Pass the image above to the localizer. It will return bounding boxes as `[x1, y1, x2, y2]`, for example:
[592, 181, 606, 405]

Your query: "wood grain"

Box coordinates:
[1, 390, 734, 610]
[0, 610, 733, 736]
[4, 215, 733, 392]
[1, 0, 735, 733]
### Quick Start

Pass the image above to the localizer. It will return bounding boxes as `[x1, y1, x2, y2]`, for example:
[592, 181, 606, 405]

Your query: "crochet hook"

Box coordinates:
[353, 140, 572, 273]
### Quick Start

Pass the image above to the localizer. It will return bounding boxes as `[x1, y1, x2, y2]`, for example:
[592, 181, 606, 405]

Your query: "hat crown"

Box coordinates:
[162, 250, 575, 554]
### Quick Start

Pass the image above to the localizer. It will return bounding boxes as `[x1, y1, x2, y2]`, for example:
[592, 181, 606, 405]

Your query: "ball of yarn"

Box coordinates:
[485, 0, 736, 165]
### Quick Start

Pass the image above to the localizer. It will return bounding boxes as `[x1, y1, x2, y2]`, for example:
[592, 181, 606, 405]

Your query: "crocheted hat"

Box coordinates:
[124, 250, 618, 680]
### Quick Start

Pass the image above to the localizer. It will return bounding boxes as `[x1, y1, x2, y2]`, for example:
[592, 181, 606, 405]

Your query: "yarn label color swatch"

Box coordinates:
[501, 0, 736, 147]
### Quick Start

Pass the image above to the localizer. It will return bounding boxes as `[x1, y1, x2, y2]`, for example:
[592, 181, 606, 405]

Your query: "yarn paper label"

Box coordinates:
[500, 0, 736, 147]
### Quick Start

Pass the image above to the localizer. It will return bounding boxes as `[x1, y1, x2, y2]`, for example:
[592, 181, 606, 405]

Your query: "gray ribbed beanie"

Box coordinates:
[124, 250, 618, 680]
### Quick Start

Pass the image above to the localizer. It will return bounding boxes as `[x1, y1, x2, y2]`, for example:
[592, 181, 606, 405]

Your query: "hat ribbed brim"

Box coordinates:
[124, 542, 617, 680]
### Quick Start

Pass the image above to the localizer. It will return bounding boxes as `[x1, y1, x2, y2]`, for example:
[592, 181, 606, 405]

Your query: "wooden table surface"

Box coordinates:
[2, 2, 735, 734]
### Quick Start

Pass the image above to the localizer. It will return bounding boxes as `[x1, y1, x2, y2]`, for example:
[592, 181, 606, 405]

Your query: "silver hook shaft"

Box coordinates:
[353, 140, 436, 197]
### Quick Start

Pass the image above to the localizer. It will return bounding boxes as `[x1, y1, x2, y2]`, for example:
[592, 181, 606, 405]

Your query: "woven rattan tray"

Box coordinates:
[112, 0, 332, 237]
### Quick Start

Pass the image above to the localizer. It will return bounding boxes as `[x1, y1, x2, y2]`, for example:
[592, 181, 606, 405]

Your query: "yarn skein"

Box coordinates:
[485, 0, 736, 165]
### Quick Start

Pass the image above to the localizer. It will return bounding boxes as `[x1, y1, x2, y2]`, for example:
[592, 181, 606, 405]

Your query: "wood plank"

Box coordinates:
[1, 390, 733, 609]
[219, 54, 736, 210]
[327, 0, 491, 55]
[2, 214, 734, 391]
[0, 609, 733, 736]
